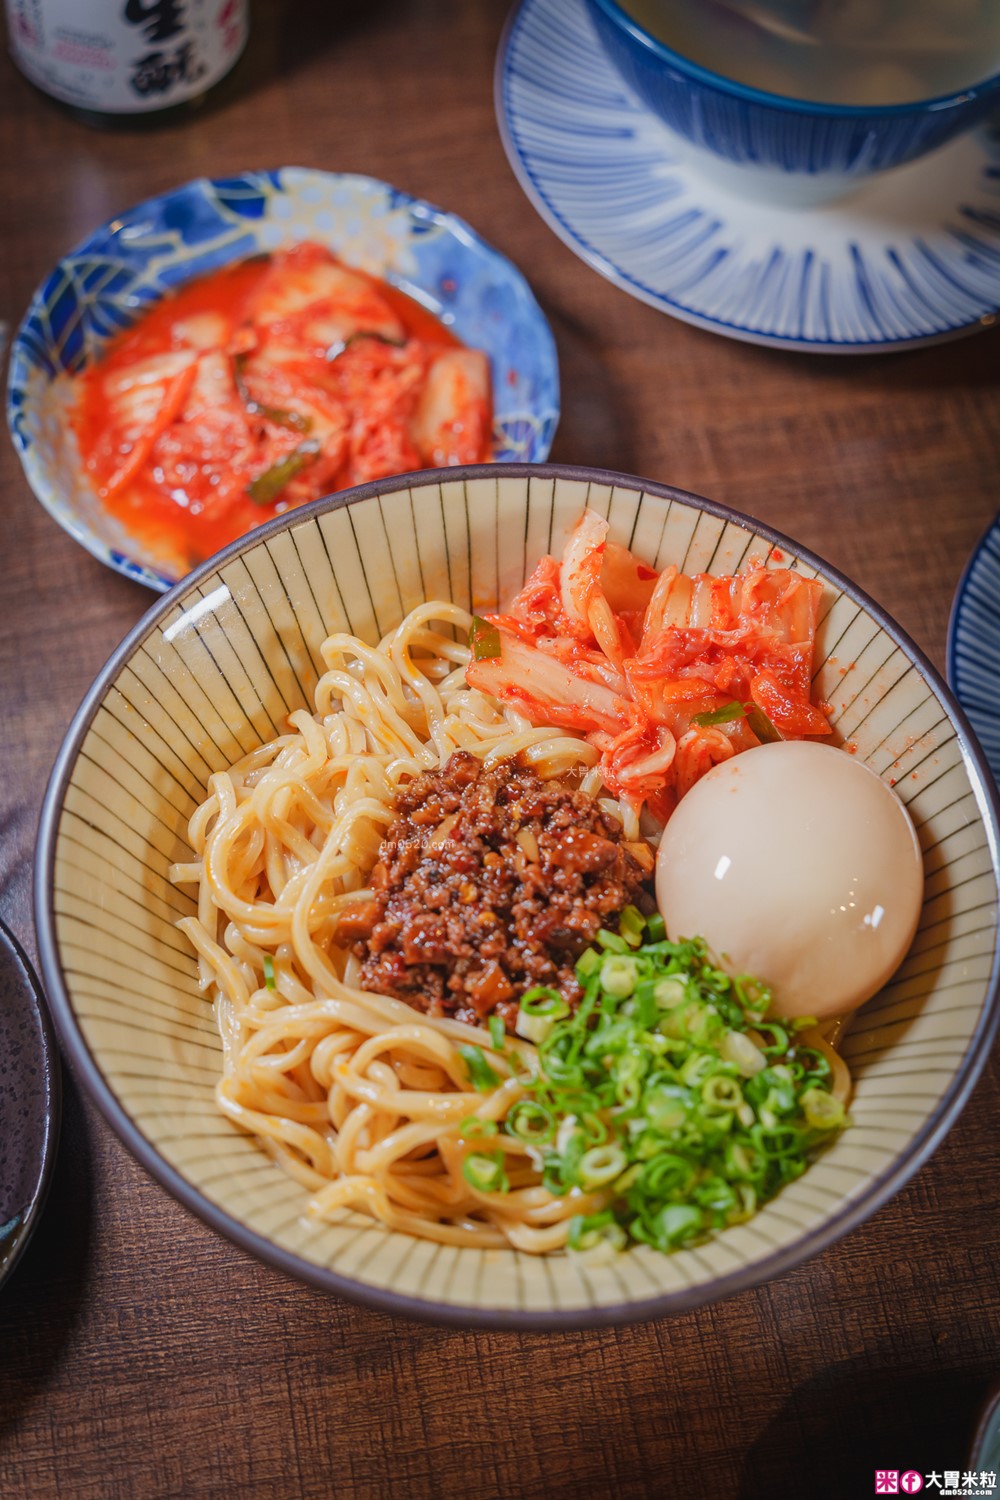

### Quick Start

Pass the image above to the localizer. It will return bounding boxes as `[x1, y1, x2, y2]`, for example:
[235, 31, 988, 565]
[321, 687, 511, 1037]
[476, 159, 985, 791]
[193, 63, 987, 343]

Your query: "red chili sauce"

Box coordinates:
[71, 243, 493, 573]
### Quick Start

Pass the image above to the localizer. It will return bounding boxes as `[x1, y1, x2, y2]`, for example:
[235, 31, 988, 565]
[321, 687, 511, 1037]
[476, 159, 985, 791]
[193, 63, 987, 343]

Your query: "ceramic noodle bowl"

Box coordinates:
[35, 465, 1000, 1328]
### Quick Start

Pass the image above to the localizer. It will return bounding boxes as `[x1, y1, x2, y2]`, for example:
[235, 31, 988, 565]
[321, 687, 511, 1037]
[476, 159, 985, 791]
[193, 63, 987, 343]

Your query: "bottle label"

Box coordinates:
[6, 0, 248, 113]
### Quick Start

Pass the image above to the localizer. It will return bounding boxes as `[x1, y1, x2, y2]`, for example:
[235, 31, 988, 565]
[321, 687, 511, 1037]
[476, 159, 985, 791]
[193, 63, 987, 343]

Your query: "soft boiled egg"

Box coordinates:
[654, 741, 923, 1020]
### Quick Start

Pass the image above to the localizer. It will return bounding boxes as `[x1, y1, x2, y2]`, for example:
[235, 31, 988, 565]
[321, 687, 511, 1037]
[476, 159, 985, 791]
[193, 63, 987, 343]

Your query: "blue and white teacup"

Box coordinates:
[584, 0, 1000, 203]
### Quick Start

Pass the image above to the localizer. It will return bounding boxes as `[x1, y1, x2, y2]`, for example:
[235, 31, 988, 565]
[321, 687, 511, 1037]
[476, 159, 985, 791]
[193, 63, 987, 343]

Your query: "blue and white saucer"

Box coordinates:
[949, 516, 1000, 789]
[496, 0, 1000, 352]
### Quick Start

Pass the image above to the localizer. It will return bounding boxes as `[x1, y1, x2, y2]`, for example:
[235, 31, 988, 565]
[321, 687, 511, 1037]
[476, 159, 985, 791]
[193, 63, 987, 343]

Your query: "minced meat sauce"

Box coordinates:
[340, 750, 652, 1030]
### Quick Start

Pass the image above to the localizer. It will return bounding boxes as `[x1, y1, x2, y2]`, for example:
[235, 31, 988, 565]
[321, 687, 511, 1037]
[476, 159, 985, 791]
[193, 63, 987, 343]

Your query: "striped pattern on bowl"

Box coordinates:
[36, 466, 1000, 1328]
[949, 513, 1000, 790]
[583, 0, 1000, 176]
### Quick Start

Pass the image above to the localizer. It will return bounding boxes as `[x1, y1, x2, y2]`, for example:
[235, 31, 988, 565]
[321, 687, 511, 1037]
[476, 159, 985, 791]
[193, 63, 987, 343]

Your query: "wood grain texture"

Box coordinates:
[1, 1, 999, 1495]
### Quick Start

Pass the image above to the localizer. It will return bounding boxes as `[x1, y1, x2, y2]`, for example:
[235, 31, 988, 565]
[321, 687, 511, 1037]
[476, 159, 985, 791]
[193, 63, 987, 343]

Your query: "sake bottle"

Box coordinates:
[4, 0, 249, 125]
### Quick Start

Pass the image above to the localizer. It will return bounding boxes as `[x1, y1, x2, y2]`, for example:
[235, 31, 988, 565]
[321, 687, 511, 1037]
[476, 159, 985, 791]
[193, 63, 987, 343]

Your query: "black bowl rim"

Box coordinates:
[0, 917, 62, 1294]
[34, 461, 1000, 1331]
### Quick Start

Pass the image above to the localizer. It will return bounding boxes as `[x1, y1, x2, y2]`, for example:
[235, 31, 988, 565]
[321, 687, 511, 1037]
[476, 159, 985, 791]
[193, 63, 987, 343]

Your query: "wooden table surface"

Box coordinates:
[2, 4, 999, 1496]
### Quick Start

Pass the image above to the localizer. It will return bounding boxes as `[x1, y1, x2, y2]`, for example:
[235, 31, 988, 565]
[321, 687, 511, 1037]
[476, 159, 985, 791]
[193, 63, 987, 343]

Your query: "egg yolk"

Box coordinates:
[654, 741, 923, 1020]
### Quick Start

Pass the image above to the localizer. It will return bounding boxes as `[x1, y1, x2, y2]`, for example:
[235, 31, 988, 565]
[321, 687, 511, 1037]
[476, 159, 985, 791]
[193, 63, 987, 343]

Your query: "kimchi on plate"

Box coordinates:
[69, 243, 493, 574]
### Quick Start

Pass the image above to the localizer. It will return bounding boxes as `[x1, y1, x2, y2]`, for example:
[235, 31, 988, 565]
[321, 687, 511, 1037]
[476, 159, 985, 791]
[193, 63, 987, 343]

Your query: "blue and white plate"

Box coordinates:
[496, 0, 1000, 353]
[949, 515, 1000, 787]
[7, 170, 560, 592]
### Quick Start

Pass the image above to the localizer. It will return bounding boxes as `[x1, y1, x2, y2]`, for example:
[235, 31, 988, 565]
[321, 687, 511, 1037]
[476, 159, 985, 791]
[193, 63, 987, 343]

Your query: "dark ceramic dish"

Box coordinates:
[0, 919, 60, 1290]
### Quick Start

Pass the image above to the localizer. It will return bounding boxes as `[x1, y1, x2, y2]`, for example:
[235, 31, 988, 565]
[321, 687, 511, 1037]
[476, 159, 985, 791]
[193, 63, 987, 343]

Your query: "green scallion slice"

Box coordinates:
[246, 439, 322, 506]
[458, 1045, 502, 1093]
[599, 955, 637, 998]
[232, 353, 312, 433]
[654, 1203, 703, 1247]
[462, 1150, 509, 1194]
[746, 704, 783, 743]
[488, 1015, 506, 1052]
[262, 954, 276, 991]
[576, 947, 601, 978]
[577, 1144, 627, 1189]
[801, 1089, 846, 1131]
[519, 988, 570, 1021]
[468, 616, 502, 661]
[506, 1099, 556, 1144]
[691, 701, 746, 727]
[618, 904, 646, 949]
[567, 1212, 627, 1254]
[498, 932, 847, 1258]
[645, 912, 666, 943]
[326, 329, 406, 362]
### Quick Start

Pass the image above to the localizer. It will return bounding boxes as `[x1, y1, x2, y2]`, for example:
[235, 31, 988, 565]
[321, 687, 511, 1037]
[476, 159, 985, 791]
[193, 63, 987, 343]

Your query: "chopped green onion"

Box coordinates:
[733, 1183, 757, 1219]
[497, 931, 846, 1258]
[645, 912, 666, 943]
[542, 1155, 571, 1197]
[721, 1029, 767, 1077]
[516, 987, 571, 1045]
[701, 1075, 744, 1112]
[644, 1085, 690, 1132]
[653, 976, 687, 1010]
[488, 1015, 506, 1052]
[246, 439, 321, 505]
[262, 954, 276, 991]
[746, 704, 783, 743]
[619, 905, 646, 948]
[801, 1089, 847, 1131]
[754, 1022, 790, 1058]
[688, 701, 782, 742]
[578, 1111, 609, 1146]
[600, 955, 638, 999]
[458, 1116, 498, 1139]
[679, 1048, 721, 1089]
[686, 1004, 725, 1048]
[640, 1153, 692, 1197]
[462, 1150, 509, 1193]
[506, 1099, 556, 1144]
[537, 1029, 586, 1087]
[568, 1212, 628, 1254]
[797, 1046, 832, 1082]
[654, 1203, 703, 1247]
[326, 329, 405, 361]
[751, 1123, 803, 1159]
[232, 353, 312, 433]
[458, 1045, 502, 1093]
[691, 701, 746, 727]
[693, 1175, 739, 1217]
[469, 616, 502, 662]
[576, 947, 601, 978]
[578, 1144, 627, 1189]
[520, 988, 570, 1019]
